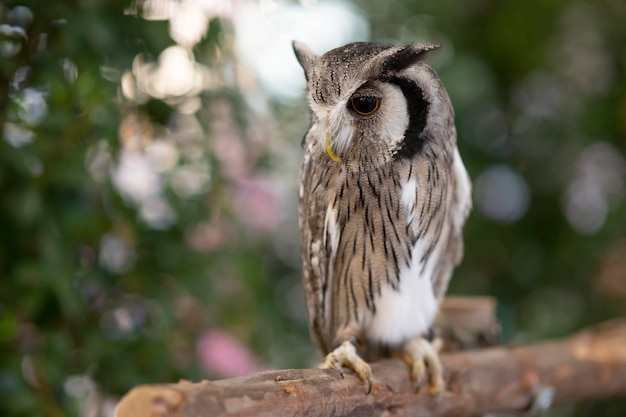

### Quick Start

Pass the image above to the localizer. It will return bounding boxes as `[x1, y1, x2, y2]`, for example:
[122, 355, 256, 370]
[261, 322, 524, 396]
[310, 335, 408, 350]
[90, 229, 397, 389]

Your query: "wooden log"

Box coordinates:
[115, 319, 626, 417]
[436, 296, 500, 351]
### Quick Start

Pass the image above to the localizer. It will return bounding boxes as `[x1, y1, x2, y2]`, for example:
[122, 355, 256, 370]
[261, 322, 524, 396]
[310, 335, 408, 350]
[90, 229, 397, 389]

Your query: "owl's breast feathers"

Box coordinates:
[300, 139, 468, 353]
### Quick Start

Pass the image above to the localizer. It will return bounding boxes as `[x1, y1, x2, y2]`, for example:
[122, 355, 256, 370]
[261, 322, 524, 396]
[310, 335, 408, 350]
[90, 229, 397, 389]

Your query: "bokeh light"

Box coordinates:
[234, 0, 369, 98]
[474, 164, 530, 224]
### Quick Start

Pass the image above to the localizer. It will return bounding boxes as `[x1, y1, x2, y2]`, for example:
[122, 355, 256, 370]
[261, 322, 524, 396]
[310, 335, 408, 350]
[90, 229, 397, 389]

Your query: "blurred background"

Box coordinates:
[1, 0, 625, 416]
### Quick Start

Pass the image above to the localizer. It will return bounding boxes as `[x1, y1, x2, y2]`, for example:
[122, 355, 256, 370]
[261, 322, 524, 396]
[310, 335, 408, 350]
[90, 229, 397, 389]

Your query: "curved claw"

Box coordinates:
[325, 352, 345, 378]
[428, 382, 444, 407]
[321, 340, 372, 393]
[366, 378, 373, 395]
[336, 363, 345, 379]
[398, 337, 445, 402]
[411, 356, 426, 390]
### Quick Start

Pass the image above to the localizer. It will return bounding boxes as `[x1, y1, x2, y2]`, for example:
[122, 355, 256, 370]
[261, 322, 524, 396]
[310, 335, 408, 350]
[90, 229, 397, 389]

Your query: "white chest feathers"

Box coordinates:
[364, 237, 440, 346]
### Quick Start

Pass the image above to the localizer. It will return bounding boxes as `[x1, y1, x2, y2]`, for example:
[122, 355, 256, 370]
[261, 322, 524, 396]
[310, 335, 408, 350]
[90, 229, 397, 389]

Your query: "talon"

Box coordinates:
[398, 337, 446, 400]
[320, 340, 372, 392]
[429, 386, 443, 408]
[428, 372, 444, 401]
[323, 353, 345, 378]
[362, 365, 373, 394]
[428, 377, 444, 398]
[411, 357, 426, 388]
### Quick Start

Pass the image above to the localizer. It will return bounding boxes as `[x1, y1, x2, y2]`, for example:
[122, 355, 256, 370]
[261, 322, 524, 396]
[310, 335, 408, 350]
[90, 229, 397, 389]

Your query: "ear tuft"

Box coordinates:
[380, 43, 440, 73]
[292, 41, 318, 81]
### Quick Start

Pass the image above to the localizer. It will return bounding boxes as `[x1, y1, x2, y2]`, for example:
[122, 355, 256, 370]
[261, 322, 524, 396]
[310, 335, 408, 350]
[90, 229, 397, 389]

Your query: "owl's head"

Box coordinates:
[293, 41, 454, 168]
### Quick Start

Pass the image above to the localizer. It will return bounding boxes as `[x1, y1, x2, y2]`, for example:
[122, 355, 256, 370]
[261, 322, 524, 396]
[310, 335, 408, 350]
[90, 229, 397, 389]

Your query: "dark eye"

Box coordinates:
[350, 96, 380, 116]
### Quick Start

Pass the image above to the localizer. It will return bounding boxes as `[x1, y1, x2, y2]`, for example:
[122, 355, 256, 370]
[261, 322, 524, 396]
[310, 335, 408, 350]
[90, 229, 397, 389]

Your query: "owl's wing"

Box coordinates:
[432, 146, 472, 299]
[298, 152, 332, 355]
[449, 147, 472, 266]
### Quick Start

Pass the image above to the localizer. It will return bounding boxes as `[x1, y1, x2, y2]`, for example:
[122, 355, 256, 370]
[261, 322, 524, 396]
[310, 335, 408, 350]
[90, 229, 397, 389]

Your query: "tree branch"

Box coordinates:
[115, 319, 626, 417]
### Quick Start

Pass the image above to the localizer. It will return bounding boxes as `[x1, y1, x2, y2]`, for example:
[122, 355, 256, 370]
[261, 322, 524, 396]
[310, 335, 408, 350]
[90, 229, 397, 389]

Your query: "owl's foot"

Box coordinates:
[321, 340, 373, 393]
[397, 336, 444, 403]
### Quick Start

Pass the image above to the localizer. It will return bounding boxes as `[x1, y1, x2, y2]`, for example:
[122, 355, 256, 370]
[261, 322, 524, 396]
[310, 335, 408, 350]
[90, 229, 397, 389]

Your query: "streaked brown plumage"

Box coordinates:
[293, 41, 471, 396]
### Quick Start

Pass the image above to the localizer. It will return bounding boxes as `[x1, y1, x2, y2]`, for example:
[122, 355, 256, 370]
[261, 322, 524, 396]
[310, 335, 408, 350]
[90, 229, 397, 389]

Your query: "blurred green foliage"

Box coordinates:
[0, 0, 625, 416]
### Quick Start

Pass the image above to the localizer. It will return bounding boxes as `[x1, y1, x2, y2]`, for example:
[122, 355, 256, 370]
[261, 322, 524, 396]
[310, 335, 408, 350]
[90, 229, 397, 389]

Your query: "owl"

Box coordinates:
[293, 41, 472, 398]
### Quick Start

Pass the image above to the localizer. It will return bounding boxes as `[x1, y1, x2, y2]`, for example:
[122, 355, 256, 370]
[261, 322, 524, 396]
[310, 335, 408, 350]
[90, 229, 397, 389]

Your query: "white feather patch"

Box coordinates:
[310, 239, 321, 268]
[365, 237, 439, 345]
[323, 206, 340, 320]
[401, 178, 417, 224]
[453, 147, 472, 222]
[329, 107, 355, 155]
[376, 83, 409, 150]
[323, 206, 340, 255]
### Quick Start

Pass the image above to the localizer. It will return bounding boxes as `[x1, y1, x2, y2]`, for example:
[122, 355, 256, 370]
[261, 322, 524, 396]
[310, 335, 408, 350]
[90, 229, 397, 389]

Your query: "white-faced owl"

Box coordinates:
[293, 41, 472, 398]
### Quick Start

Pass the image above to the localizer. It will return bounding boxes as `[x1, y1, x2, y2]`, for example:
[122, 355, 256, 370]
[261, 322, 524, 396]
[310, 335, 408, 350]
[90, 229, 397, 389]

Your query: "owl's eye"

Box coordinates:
[350, 96, 380, 116]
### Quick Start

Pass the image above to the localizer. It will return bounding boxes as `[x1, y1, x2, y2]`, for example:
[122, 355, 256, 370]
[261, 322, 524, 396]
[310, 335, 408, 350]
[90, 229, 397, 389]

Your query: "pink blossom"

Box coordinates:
[196, 329, 260, 378]
[233, 178, 283, 231]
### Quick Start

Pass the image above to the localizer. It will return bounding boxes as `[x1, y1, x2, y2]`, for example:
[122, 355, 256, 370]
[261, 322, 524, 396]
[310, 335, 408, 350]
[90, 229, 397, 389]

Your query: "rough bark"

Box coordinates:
[116, 319, 626, 417]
